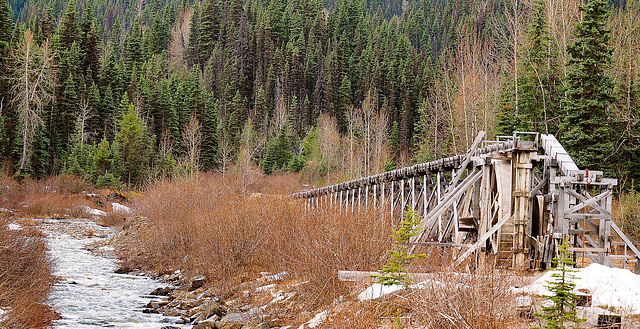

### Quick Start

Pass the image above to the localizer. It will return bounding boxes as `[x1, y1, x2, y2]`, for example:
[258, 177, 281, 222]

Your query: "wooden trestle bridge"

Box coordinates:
[292, 131, 640, 273]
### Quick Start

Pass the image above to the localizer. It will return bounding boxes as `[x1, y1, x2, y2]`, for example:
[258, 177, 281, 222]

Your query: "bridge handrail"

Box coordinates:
[291, 132, 526, 199]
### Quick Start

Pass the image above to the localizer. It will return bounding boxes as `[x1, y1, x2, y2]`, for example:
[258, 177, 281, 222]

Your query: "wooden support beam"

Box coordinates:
[453, 213, 513, 267]
[611, 221, 640, 259]
[564, 189, 612, 216]
[413, 169, 482, 246]
[445, 131, 485, 193]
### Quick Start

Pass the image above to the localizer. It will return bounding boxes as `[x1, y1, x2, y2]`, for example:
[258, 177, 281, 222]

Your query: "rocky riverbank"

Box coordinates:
[110, 216, 333, 329]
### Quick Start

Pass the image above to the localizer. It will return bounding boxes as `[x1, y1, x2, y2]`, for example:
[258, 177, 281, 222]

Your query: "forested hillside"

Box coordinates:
[1, 0, 639, 189]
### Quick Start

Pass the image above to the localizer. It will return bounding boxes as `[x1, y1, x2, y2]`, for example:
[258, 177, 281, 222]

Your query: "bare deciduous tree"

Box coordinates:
[10, 29, 54, 173]
[168, 8, 193, 72]
[182, 114, 202, 180]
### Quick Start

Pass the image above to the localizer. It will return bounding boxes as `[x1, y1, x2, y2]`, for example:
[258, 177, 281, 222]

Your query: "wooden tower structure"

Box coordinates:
[292, 132, 640, 273]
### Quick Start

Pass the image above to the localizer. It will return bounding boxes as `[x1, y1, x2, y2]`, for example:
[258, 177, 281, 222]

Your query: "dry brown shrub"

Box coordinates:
[0, 219, 59, 328]
[0, 175, 95, 218]
[408, 270, 523, 329]
[125, 173, 392, 309]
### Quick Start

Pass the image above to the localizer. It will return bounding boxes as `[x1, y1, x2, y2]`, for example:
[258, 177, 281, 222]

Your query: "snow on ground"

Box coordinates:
[0, 307, 11, 322]
[78, 205, 108, 217]
[358, 279, 467, 301]
[6, 223, 22, 231]
[513, 263, 640, 314]
[358, 283, 406, 301]
[298, 310, 328, 329]
[111, 203, 133, 214]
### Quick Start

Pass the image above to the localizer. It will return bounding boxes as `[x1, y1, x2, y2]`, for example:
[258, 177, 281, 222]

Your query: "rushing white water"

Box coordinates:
[43, 218, 186, 328]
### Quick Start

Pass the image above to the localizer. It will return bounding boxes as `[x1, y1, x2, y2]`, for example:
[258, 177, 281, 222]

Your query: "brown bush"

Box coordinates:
[613, 191, 640, 244]
[124, 172, 392, 309]
[0, 175, 95, 218]
[0, 219, 59, 328]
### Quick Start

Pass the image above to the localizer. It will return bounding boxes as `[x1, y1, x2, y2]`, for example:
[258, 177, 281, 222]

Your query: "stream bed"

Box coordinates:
[42, 218, 186, 329]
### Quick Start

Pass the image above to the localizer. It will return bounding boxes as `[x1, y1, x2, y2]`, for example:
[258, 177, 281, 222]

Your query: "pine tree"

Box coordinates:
[561, 0, 616, 173]
[533, 237, 586, 329]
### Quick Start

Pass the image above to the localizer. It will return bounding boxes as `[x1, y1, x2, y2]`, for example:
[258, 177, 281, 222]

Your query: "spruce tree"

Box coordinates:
[561, 0, 616, 173]
[533, 237, 585, 329]
[371, 207, 426, 287]
[115, 104, 152, 187]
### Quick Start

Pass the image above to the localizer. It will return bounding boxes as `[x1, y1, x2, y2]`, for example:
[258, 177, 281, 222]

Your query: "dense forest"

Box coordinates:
[0, 0, 639, 189]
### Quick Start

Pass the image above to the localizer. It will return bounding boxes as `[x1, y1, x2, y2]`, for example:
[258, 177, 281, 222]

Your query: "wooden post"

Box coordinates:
[411, 177, 416, 211]
[365, 185, 369, 210]
[391, 181, 395, 218]
[373, 184, 377, 209]
[401, 179, 406, 217]
[512, 149, 534, 269]
[437, 172, 442, 241]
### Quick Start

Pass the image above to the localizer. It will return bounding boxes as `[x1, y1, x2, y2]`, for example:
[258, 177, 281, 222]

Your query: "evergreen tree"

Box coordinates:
[261, 128, 292, 175]
[115, 104, 153, 186]
[200, 93, 219, 171]
[561, 0, 616, 173]
[533, 237, 586, 329]
[371, 207, 426, 287]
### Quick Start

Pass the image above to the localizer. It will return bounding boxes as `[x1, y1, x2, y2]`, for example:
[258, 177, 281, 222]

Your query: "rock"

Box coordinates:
[173, 290, 197, 299]
[217, 312, 250, 329]
[160, 326, 181, 329]
[190, 312, 206, 324]
[190, 275, 207, 291]
[188, 299, 225, 318]
[151, 287, 173, 296]
[162, 308, 185, 317]
[255, 322, 270, 329]
[195, 315, 219, 329]
[184, 298, 204, 309]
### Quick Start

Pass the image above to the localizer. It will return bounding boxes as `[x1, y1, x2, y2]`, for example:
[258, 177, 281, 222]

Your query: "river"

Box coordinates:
[42, 218, 187, 329]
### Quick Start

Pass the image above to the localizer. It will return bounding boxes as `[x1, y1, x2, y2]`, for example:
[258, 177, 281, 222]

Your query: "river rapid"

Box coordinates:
[41, 218, 186, 329]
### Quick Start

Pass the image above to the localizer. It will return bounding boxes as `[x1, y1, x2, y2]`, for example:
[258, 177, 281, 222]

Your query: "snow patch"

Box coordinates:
[261, 271, 288, 281]
[78, 205, 108, 217]
[298, 310, 328, 329]
[358, 279, 464, 301]
[111, 203, 133, 214]
[256, 284, 277, 292]
[513, 263, 640, 314]
[358, 283, 405, 301]
[0, 306, 11, 321]
[6, 223, 22, 231]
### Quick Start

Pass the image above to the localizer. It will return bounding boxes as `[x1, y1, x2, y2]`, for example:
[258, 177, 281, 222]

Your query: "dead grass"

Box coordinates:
[0, 218, 59, 328]
[613, 192, 640, 244]
[122, 172, 392, 309]
[0, 174, 96, 218]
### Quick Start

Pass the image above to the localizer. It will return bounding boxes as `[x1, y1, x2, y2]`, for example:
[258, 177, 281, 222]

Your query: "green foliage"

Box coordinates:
[383, 157, 396, 172]
[114, 104, 153, 186]
[93, 138, 112, 175]
[561, 0, 616, 174]
[261, 129, 292, 175]
[533, 237, 586, 329]
[95, 171, 123, 189]
[371, 207, 426, 287]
